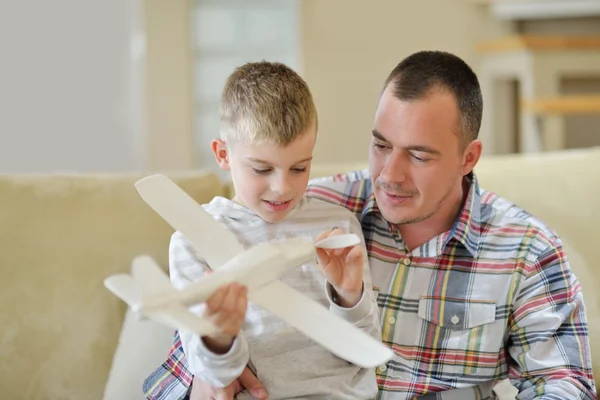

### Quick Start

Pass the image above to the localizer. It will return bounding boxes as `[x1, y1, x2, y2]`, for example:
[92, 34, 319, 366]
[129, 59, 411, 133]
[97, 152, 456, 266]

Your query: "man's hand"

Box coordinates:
[202, 282, 248, 354]
[315, 228, 364, 308]
[189, 367, 268, 400]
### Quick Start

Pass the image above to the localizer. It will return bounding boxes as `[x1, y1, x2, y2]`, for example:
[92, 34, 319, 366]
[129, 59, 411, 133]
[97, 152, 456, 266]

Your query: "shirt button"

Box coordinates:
[388, 316, 396, 325]
[451, 315, 460, 325]
[379, 364, 387, 372]
[402, 258, 411, 266]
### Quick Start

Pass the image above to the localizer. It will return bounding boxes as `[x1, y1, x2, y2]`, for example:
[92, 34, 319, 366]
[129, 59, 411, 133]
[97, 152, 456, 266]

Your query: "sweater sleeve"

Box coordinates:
[325, 215, 382, 342]
[168, 231, 250, 388]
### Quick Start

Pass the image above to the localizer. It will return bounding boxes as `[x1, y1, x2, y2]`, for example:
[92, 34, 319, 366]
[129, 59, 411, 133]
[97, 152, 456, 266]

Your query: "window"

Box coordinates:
[191, 0, 300, 176]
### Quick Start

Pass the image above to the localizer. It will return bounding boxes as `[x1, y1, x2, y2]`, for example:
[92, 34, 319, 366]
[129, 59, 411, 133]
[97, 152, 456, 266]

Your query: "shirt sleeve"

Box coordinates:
[507, 243, 596, 399]
[325, 214, 382, 342]
[169, 231, 250, 388]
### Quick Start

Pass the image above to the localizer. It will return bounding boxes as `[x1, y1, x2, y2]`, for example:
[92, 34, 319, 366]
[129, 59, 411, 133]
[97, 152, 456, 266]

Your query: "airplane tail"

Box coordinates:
[104, 255, 175, 312]
[103, 255, 218, 335]
[132, 255, 175, 299]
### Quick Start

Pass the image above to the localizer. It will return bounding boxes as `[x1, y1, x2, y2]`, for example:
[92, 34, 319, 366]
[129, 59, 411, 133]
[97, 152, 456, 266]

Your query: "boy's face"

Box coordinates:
[212, 128, 316, 223]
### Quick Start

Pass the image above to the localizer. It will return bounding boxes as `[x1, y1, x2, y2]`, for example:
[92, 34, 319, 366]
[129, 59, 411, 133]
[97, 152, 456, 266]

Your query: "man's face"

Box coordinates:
[369, 85, 477, 226]
[213, 129, 316, 223]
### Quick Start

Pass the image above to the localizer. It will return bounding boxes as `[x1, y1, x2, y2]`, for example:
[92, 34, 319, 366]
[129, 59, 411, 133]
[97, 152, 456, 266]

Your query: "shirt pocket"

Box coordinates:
[417, 296, 498, 375]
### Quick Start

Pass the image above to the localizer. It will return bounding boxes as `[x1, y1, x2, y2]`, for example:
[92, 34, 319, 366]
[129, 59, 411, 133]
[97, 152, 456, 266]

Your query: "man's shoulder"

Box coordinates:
[306, 169, 373, 211]
[300, 195, 361, 221]
[478, 187, 562, 256]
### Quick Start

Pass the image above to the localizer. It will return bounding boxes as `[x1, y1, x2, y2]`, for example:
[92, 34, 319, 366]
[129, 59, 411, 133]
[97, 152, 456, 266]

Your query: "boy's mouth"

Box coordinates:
[263, 199, 292, 212]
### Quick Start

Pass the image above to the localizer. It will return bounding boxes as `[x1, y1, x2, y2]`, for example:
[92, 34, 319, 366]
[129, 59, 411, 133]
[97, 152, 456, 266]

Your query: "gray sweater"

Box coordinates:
[170, 196, 381, 399]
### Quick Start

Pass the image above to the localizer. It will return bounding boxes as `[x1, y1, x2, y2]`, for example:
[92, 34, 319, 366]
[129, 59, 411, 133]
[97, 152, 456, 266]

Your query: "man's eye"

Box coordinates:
[412, 154, 428, 162]
[374, 143, 388, 150]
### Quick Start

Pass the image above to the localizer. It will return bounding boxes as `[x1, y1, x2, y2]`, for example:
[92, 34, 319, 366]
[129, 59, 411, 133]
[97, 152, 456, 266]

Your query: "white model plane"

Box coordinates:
[104, 174, 394, 368]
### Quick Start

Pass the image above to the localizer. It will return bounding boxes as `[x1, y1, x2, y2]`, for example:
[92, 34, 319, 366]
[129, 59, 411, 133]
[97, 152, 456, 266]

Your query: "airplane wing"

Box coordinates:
[248, 280, 394, 369]
[134, 174, 246, 270]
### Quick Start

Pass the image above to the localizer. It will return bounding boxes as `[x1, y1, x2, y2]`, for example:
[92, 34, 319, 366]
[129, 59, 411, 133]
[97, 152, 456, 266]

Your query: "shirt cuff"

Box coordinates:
[194, 335, 247, 366]
[325, 281, 371, 323]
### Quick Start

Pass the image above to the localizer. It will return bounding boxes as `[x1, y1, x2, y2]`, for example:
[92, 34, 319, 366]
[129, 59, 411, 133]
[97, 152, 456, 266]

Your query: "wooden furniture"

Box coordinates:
[477, 34, 600, 154]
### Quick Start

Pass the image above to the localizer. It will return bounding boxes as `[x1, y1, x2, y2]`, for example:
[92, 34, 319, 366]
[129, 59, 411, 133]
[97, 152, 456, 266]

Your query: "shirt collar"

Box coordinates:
[445, 173, 481, 257]
[359, 172, 482, 257]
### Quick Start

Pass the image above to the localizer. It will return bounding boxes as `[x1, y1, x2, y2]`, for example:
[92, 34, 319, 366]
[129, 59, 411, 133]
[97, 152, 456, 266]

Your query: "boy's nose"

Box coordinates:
[271, 176, 292, 195]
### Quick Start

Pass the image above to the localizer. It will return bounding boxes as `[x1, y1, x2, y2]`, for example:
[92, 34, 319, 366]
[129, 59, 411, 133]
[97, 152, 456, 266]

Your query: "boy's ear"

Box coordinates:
[211, 138, 231, 171]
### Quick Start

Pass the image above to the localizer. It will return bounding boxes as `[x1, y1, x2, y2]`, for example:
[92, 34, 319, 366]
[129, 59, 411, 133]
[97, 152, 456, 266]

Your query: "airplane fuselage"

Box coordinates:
[138, 237, 316, 313]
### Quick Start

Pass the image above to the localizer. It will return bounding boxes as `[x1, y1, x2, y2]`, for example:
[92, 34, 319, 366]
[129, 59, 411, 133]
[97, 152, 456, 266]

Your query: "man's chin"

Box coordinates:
[380, 207, 429, 226]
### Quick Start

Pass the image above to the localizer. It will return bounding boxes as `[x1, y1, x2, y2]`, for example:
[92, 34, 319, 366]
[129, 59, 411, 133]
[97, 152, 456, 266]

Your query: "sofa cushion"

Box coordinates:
[0, 171, 224, 399]
[103, 295, 174, 399]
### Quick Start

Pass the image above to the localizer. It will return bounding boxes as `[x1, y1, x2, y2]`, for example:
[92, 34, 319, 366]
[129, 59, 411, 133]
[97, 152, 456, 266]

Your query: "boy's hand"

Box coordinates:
[202, 282, 248, 354]
[315, 228, 364, 308]
[190, 368, 268, 400]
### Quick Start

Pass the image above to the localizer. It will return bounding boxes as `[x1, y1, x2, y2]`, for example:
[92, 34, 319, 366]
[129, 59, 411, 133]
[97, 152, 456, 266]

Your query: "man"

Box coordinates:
[144, 51, 596, 399]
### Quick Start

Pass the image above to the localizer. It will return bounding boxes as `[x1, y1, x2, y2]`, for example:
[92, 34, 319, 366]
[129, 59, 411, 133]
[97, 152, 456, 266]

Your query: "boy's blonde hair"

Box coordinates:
[220, 61, 317, 146]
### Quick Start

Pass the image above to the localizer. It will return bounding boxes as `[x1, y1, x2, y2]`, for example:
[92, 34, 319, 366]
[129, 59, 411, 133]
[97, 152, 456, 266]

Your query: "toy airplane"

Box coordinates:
[104, 174, 394, 369]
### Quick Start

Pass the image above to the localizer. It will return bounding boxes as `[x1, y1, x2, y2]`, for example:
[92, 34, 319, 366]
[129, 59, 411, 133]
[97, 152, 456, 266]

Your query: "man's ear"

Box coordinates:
[460, 139, 482, 176]
[211, 138, 231, 171]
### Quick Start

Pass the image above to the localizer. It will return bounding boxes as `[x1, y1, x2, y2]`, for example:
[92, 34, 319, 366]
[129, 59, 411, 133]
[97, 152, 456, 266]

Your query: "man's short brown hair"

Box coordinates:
[383, 51, 483, 147]
[220, 61, 317, 146]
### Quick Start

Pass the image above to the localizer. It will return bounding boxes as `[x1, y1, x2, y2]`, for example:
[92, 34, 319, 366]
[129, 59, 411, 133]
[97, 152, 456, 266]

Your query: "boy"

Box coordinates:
[145, 61, 381, 399]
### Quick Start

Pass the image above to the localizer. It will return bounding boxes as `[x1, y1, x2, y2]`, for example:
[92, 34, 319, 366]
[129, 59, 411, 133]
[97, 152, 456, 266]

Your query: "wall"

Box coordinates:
[0, 0, 514, 173]
[144, 0, 196, 171]
[0, 0, 144, 173]
[301, 0, 514, 164]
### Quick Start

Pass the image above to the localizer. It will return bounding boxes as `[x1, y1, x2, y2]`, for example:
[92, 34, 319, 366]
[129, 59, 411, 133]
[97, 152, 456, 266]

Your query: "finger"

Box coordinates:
[315, 226, 344, 243]
[333, 247, 352, 259]
[236, 285, 248, 315]
[324, 247, 350, 262]
[213, 386, 236, 400]
[239, 367, 269, 399]
[315, 229, 332, 242]
[211, 286, 247, 335]
[346, 246, 365, 275]
[346, 245, 364, 265]
[221, 283, 243, 314]
[315, 248, 330, 267]
[205, 285, 228, 315]
[330, 227, 345, 236]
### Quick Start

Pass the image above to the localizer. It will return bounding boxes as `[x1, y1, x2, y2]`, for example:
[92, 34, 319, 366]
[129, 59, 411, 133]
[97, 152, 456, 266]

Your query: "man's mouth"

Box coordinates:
[382, 190, 413, 204]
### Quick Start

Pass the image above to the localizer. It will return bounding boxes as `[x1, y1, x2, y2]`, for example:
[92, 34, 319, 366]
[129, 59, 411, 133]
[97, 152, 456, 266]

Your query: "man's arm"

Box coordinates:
[142, 330, 193, 400]
[508, 243, 596, 399]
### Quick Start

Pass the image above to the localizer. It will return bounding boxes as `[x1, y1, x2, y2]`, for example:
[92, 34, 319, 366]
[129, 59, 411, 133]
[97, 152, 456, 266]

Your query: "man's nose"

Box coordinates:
[380, 151, 407, 183]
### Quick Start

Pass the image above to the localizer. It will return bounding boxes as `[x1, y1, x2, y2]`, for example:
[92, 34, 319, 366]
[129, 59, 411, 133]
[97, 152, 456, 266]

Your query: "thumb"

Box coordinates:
[315, 248, 330, 266]
[239, 367, 268, 399]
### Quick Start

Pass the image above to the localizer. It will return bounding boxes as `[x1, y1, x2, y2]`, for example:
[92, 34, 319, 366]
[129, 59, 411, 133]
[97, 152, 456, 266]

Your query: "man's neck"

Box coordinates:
[397, 178, 469, 252]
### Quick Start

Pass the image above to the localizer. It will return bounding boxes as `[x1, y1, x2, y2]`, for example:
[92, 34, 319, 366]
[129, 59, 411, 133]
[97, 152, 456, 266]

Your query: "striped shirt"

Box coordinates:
[143, 171, 596, 400]
[145, 195, 380, 399]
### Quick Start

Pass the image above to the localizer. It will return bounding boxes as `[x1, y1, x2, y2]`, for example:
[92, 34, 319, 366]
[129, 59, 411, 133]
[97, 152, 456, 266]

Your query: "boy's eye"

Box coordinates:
[252, 168, 271, 175]
[291, 167, 307, 173]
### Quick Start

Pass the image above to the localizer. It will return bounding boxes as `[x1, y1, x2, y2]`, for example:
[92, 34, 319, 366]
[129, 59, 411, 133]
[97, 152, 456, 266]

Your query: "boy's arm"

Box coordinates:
[169, 231, 250, 388]
[324, 216, 382, 341]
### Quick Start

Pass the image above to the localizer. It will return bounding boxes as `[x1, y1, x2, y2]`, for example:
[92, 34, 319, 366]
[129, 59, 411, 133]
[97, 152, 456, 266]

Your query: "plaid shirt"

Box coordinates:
[143, 171, 596, 400]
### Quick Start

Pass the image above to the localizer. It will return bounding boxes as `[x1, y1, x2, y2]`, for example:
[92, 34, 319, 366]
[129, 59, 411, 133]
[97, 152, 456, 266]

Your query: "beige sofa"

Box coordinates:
[1, 147, 599, 400]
